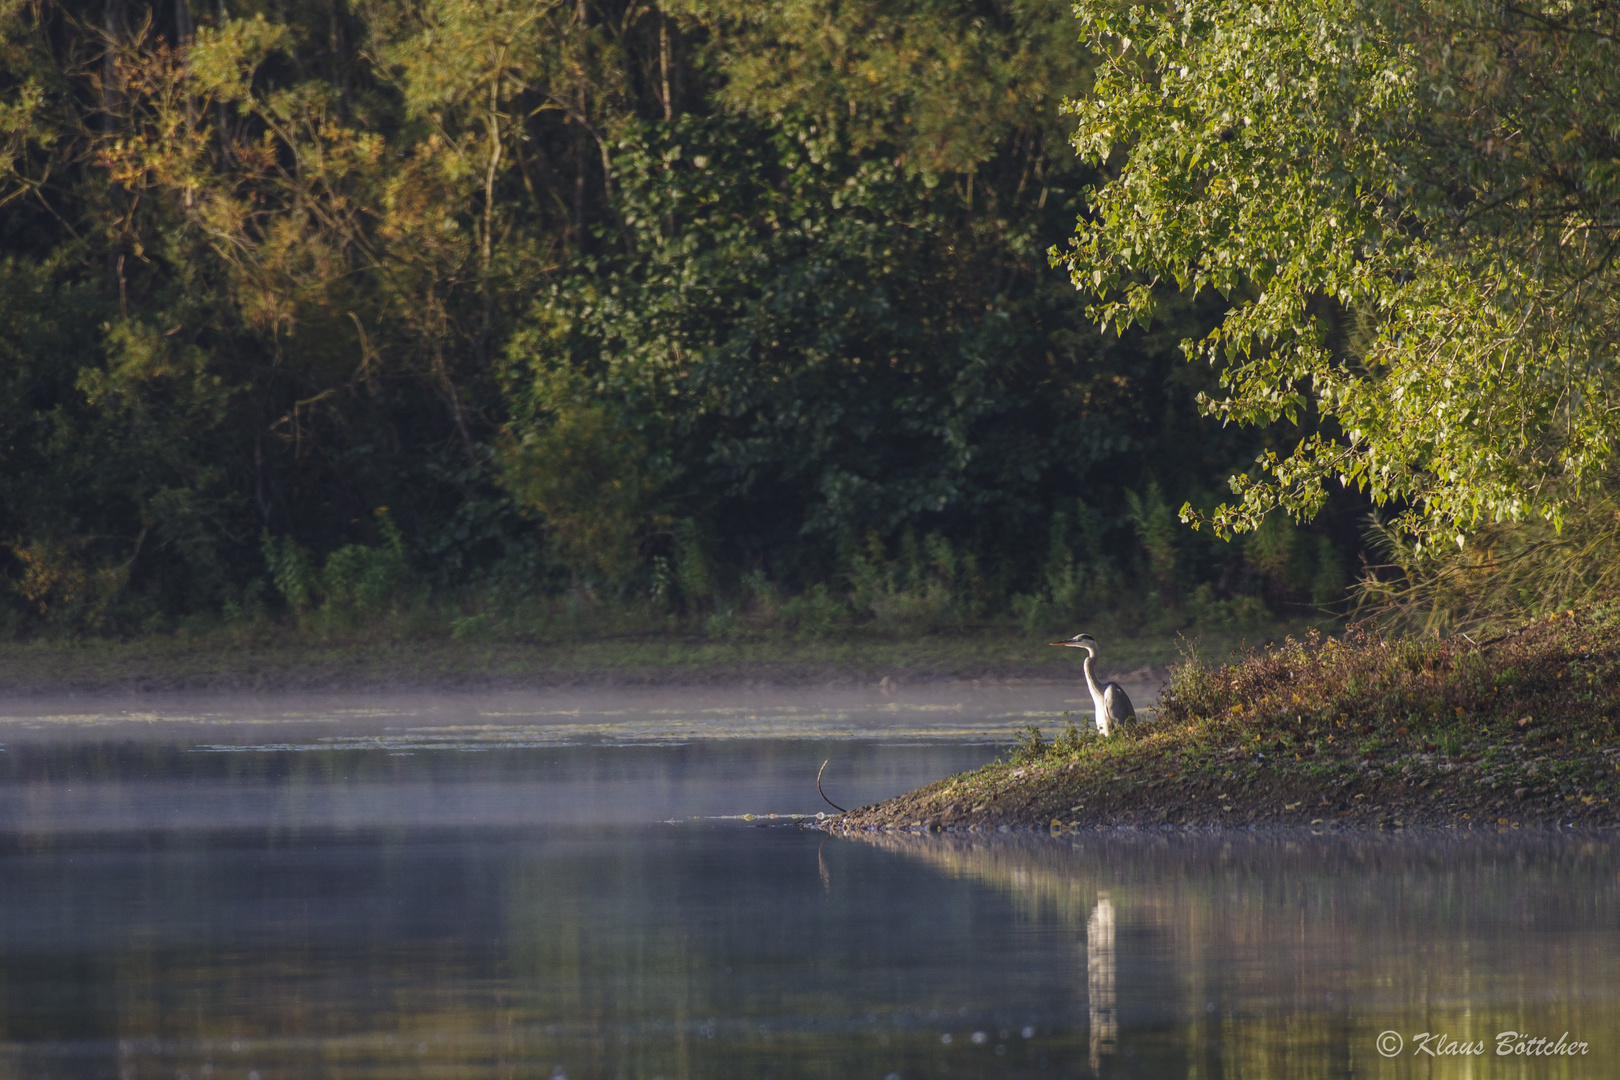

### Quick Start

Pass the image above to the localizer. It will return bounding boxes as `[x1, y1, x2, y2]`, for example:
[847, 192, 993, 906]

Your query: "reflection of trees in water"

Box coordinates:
[849, 830, 1620, 1078]
[9, 824, 1618, 1079]
[5, 831, 1104, 1079]
[1086, 892, 1115, 1071]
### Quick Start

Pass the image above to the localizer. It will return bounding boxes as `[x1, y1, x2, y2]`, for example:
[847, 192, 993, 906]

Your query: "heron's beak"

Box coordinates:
[1048, 641, 1068, 647]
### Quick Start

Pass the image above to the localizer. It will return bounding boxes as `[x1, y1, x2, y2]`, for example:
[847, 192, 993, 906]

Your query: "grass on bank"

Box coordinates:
[1152, 616, 1619, 762]
[5, 501, 1334, 688]
[1, 529, 1335, 690]
[0, 612, 1331, 693]
[839, 603, 1620, 829]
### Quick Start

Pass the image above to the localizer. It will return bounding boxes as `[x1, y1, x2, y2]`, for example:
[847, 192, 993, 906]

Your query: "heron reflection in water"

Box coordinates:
[1087, 892, 1117, 1071]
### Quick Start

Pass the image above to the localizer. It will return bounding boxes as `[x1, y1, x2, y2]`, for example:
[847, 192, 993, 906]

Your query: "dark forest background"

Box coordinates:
[0, 0, 1364, 640]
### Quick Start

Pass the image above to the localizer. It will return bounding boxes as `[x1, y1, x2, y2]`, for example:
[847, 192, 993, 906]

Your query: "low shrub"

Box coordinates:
[1157, 607, 1620, 757]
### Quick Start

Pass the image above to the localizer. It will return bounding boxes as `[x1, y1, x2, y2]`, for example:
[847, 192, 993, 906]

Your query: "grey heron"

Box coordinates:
[1050, 633, 1135, 736]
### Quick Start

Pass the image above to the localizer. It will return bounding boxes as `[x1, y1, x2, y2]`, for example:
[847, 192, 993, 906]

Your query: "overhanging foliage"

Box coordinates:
[1062, 0, 1620, 546]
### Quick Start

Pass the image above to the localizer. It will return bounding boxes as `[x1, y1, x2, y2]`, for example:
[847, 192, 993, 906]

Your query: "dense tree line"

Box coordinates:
[0, 0, 1354, 636]
[1066, 0, 1620, 632]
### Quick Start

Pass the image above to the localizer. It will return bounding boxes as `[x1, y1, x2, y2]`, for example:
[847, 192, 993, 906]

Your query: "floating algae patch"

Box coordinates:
[190, 712, 1049, 753]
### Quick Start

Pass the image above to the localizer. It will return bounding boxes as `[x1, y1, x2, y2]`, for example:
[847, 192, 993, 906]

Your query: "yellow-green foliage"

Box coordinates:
[1065, 0, 1620, 547]
[499, 370, 669, 584]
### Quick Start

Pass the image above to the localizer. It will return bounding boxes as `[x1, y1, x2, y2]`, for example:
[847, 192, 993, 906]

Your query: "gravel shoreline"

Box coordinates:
[815, 735, 1620, 832]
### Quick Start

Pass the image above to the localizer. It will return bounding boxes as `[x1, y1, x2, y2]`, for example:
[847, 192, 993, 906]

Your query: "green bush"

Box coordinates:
[263, 509, 411, 620]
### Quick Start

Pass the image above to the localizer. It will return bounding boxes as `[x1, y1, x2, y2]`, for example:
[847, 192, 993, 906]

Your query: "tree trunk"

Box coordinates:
[659, 11, 673, 122]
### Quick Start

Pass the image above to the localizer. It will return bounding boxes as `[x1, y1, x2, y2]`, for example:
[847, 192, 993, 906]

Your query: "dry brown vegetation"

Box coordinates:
[1161, 610, 1620, 758]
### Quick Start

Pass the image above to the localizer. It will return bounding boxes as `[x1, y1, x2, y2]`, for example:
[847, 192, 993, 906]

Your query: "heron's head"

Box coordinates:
[1049, 632, 1097, 652]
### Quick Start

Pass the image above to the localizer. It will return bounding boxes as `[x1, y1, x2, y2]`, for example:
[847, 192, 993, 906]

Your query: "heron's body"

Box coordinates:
[1050, 633, 1135, 736]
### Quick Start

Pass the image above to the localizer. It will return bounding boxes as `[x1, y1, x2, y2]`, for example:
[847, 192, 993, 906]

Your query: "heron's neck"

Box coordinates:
[1081, 651, 1105, 702]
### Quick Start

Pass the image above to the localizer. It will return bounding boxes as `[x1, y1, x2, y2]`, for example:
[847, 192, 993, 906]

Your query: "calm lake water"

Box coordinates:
[0, 686, 1614, 1079]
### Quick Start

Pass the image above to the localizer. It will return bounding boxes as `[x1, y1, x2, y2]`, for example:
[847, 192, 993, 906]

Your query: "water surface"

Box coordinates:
[0, 686, 1613, 1078]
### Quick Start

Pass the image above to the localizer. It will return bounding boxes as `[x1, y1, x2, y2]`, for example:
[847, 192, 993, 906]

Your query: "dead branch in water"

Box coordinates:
[817, 759, 846, 813]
